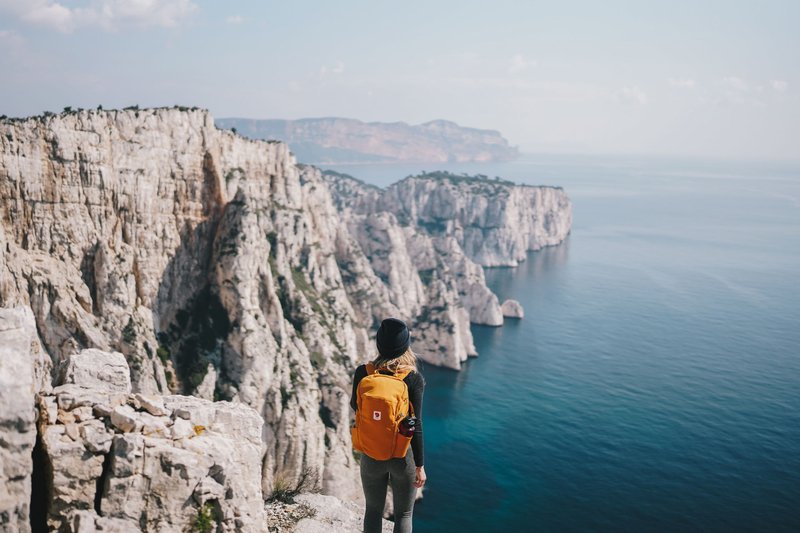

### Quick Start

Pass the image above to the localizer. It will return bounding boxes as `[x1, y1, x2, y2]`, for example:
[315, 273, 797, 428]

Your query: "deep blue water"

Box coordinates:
[322, 155, 800, 532]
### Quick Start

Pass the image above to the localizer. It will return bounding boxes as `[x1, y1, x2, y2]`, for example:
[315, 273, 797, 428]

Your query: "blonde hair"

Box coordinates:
[372, 348, 417, 374]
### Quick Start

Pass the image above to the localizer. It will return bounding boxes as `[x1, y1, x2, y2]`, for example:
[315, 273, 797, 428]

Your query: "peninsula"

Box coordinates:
[215, 117, 520, 164]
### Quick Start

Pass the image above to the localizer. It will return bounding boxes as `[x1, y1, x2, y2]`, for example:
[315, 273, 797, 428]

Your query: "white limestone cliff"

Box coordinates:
[36, 347, 265, 531]
[501, 299, 524, 318]
[322, 169, 572, 328]
[381, 172, 572, 267]
[0, 108, 571, 530]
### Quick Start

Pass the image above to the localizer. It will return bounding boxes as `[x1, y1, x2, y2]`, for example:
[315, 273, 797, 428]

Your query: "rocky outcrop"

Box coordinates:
[323, 169, 572, 365]
[215, 117, 519, 164]
[501, 299, 524, 318]
[381, 172, 572, 267]
[0, 108, 570, 528]
[35, 347, 266, 532]
[0, 307, 42, 533]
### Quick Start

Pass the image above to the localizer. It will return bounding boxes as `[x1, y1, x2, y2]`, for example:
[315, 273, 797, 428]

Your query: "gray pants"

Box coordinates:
[360, 450, 417, 533]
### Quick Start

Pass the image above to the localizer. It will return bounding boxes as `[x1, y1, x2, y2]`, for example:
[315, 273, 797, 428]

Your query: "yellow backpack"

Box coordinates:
[351, 363, 415, 460]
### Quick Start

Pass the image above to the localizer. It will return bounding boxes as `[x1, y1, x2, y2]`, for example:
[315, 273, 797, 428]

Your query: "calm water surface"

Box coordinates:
[323, 155, 800, 532]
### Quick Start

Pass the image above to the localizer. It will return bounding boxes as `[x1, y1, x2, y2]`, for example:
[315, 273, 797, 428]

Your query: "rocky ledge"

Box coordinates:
[2, 306, 393, 532]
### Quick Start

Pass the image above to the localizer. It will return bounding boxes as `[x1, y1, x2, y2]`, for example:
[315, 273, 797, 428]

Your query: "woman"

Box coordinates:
[351, 317, 426, 533]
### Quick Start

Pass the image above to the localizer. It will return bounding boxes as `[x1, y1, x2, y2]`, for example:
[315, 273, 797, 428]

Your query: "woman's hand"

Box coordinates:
[414, 466, 426, 488]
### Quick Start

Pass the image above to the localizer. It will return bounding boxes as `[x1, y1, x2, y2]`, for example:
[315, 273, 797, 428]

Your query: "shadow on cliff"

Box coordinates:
[152, 152, 232, 396]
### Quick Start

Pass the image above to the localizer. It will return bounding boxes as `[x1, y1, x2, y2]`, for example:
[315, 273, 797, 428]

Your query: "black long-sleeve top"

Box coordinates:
[350, 364, 425, 467]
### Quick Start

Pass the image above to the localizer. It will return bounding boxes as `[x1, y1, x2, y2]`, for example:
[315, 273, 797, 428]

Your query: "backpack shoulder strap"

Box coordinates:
[393, 368, 411, 380]
[366, 362, 411, 381]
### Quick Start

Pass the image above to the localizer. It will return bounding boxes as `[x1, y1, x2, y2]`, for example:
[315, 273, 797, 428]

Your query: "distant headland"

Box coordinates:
[215, 117, 520, 164]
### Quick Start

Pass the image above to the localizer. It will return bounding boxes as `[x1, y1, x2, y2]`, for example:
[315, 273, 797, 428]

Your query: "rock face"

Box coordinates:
[215, 117, 519, 164]
[0, 307, 42, 533]
[381, 172, 572, 267]
[0, 108, 570, 528]
[35, 347, 265, 532]
[322, 169, 571, 366]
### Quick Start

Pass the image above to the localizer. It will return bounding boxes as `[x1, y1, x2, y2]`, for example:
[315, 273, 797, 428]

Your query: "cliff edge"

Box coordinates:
[0, 107, 570, 531]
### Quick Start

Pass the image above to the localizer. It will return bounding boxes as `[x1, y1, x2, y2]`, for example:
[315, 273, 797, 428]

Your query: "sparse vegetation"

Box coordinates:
[192, 502, 218, 533]
[320, 169, 382, 190]
[265, 501, 317, 531]
[402, 169, 516, 187]
[266, 231, 278, 252]
[189, 365, 209, 389]
[309, 351, 325, 369]
[156, 345, 170, 364]
[121, 318, 137, 344]
[224, 167, 244, 187]
[268, 467, 320, 504]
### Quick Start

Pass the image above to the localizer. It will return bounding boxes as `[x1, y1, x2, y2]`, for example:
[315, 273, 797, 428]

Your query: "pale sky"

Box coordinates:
[1, 0, 798, 160]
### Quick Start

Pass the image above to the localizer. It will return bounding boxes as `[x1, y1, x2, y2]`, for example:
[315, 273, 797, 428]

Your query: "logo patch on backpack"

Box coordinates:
[373, 410, 382, 421]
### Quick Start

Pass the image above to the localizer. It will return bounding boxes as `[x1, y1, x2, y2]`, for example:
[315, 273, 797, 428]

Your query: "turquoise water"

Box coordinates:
[322, 155, 800, 532]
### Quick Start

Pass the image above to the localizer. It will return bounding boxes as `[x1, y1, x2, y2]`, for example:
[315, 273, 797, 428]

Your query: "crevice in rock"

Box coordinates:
[318, 404, 336, 430]
[208, 464, 226, 486]
[30, 428, 52, 533]
[201, 152, 225, 219]
[94, 448, 113, 514]
[80, 242, 99, 315]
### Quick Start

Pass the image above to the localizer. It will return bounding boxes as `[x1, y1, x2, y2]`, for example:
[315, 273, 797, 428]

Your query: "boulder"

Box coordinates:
[59, 349, 131, 394]
[501, 299, 524, 318]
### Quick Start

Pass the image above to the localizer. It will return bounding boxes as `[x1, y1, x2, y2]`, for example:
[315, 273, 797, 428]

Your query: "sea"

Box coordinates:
[321, 154, 800, 532]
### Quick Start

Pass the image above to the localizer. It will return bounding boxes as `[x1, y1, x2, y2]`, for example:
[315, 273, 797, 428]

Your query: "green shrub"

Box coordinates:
[156, 345, 170, 364]
[121, 319, 136, 344]
[192, 502, 218, 533]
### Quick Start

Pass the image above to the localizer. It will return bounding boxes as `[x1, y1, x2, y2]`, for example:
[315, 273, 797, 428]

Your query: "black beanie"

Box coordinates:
[376, 318, 411, 359]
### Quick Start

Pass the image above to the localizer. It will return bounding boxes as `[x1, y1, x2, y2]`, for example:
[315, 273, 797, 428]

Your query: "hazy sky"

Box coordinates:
[1, 0, 798, 159]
